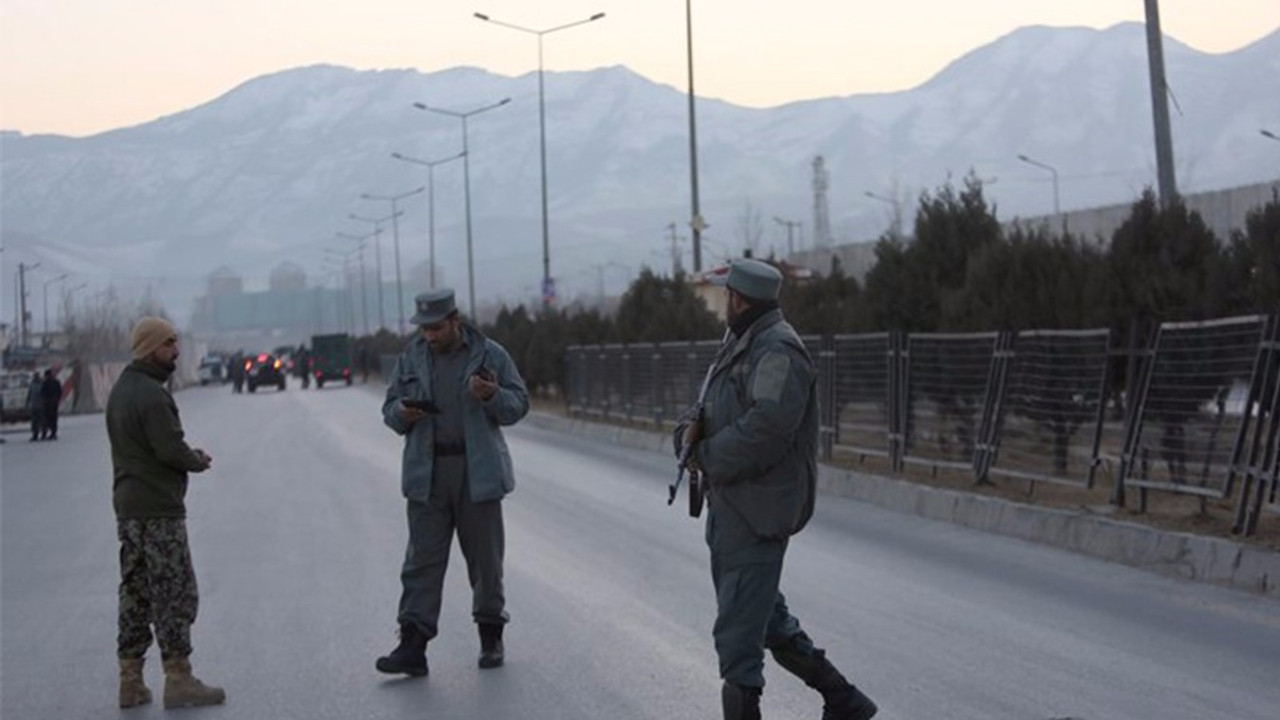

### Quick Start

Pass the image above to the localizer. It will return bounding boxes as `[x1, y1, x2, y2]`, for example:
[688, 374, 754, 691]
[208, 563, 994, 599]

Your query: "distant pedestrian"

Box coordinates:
[27, 371, 44, 442]
[376, 289, 530, 677]
[39, 369, 63, 440]
[674, 259, 877, 720]
[106, 317, 224, 709]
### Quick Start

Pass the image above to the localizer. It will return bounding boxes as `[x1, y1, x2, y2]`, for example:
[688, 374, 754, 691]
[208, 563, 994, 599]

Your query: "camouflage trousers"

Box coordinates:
[117, 518, 199, 660]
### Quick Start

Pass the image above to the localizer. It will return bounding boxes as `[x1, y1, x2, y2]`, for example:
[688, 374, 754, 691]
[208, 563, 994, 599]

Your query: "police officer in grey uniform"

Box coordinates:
[676, 259, 877, 720]
[377, 289, 530, 677]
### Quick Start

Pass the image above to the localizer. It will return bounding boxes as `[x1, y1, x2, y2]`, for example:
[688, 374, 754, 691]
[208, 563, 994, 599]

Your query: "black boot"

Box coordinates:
[376, 623, 428, 676]
[770, 633, 877, 720]
[478, 623, 504, 669]
[721, 682, 762, 720]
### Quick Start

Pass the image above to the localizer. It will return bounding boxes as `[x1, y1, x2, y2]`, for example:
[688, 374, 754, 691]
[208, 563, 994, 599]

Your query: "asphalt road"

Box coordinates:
[3, 380, 1279, 720]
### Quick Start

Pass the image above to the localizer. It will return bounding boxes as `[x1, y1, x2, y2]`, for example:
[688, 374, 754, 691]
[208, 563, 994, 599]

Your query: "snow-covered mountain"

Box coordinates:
[3, 22, 1277, 321]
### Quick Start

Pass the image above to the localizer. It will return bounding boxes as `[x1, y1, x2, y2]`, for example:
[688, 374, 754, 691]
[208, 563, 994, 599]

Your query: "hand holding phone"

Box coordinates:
[403, 398, 442, 414]
[469, 367, 497, 401]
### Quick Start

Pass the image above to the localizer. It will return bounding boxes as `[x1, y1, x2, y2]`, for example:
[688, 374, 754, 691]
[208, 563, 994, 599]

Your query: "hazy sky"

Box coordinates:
[1, 1, 1276, 137]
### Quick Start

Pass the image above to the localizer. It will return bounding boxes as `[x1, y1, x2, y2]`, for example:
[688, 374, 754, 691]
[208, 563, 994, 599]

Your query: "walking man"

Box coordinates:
[40, 368, 63, 440]
[107, 317, 225, 709]
[377, 288, 529, 677]
[675, 259, 878, 720]
[27, 371, 44, 441]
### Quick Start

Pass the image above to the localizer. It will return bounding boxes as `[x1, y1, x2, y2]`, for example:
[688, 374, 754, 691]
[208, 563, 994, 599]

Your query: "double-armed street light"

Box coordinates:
[474, 10, 606, 309]
[361, 187, 424, 335]
[391, 151, 466, 291]
[1017, 153, 1061, 216]
[412, 98, 511, 318]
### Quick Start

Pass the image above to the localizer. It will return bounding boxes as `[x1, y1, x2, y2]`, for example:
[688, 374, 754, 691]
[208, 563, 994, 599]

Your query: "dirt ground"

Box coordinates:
[833, 451, 1280, 553]
[536, 400, 1280, 553]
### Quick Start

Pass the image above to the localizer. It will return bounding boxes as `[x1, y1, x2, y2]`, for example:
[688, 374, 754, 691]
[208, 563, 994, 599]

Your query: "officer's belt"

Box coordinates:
[434, 442, 466, 456]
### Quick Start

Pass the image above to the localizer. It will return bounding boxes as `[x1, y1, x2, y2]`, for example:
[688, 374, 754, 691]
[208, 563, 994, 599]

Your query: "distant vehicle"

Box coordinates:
[198, 355, 225, 386]
[310, 333, 353, 388]
[244, 353, 287, 393]
[272, 346, 296, 374]
[1, 371, 34, 423]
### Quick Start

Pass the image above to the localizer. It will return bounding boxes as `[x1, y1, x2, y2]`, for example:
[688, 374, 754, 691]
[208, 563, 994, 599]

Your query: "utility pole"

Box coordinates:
[1144, 0, 1178, 207]
[18, 262, 39, 347]
[666, 222, 685, 276]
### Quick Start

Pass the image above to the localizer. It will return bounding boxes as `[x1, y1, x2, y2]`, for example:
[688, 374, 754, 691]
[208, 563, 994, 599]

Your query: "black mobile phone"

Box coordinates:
[403, 398, 442, 414]
[473, 367, 495, 382]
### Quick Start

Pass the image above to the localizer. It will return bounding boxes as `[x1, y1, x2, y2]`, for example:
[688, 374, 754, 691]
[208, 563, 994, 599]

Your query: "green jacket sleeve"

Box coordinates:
[140, 387, 206, 473]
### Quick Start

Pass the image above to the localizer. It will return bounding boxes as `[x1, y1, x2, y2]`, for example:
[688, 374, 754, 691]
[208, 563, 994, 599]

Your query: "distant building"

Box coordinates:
[269, 262, 307, 292]
[207, 266, 243, 296]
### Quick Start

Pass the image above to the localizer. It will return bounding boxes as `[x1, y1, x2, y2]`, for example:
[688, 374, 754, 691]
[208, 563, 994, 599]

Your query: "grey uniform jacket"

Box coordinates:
[690, 309, 818, 540]
[382, 323, 529, 503]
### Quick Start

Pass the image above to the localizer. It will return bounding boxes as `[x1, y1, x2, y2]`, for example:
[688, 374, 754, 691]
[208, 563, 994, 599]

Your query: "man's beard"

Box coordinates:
[159, 358, 177, 373]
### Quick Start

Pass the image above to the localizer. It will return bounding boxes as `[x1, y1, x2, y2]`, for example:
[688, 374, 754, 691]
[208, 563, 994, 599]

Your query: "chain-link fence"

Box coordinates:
[565, 312, 1280, 535]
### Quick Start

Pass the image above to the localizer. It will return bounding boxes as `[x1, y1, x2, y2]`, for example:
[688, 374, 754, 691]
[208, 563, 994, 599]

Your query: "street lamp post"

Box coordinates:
[863, 191, 903, 239]
[63, 282, 87, 328]
[772, 217, 803, 255]
[43, 273, 68, 338]
[685, 0, 704, 272]
[474, 10, 606, 310]
[324, 247, 362, 335]
[391, 151, 466, 291]
[336, 232, 374, 336]
[362, 188, 424, 335]
[1017, 154, 1061, 216]
[413, 98, 511, 318]
[350, 211, 403, 333]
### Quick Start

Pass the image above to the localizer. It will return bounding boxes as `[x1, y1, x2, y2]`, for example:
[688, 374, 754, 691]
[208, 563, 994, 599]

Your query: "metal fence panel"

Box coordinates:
[1123, 315, 1271, 499]
[1233, 316, 1280, 533]
[902, 332, 999, 472]
[830, 333, 895, 460]
[986, 329, 1112, 488]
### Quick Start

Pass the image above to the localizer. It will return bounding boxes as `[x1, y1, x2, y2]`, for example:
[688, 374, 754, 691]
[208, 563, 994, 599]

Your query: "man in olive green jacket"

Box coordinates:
[676, 259, 877, 720]
[106, 317, 224, 710]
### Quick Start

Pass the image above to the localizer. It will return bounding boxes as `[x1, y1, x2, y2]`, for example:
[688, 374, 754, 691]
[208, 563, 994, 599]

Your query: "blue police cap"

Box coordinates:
[410, 288, 458, 325]
[714, 258, 783, 301]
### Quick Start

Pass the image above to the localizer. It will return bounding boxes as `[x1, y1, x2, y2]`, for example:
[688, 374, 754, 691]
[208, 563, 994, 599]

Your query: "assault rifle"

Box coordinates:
[669, 356, 719, 518]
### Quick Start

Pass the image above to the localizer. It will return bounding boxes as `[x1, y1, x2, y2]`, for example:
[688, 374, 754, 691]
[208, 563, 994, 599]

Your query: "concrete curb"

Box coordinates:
[525, 411, 1279, 599]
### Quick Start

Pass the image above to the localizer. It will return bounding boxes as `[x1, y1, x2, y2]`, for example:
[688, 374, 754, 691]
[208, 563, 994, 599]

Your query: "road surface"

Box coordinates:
[3, 381, 1279, 719]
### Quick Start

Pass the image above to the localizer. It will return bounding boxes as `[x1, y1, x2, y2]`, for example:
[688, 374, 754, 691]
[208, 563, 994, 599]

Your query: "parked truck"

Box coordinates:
[309, 333, 353, 388]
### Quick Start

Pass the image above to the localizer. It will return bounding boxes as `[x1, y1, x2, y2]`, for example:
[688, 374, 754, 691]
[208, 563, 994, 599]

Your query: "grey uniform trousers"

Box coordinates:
[398, 455, 508, 639]
[706, 500, 817, 689]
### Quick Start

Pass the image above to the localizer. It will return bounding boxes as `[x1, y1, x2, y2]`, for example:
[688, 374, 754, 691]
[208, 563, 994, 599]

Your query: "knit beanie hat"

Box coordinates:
[131, 317, 178, 360]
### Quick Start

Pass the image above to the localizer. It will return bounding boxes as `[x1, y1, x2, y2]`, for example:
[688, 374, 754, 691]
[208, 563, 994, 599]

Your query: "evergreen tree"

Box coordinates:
[614, 268, 720, 343]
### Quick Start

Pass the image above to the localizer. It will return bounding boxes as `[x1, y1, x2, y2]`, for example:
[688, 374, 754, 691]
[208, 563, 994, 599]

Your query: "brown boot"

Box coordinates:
[118, 657, 152, 708]
[162, 656, 226, 709]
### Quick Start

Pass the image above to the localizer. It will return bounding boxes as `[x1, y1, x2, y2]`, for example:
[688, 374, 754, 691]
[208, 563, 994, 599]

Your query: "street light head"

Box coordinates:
[1017, 154, 1030, 162]
[590, 12, 606, 21]
[498, 97, 512, 106]
[412, 102, 427, 110]
[1262, 129, 1279, 141]
[474, 12, 490, 21]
